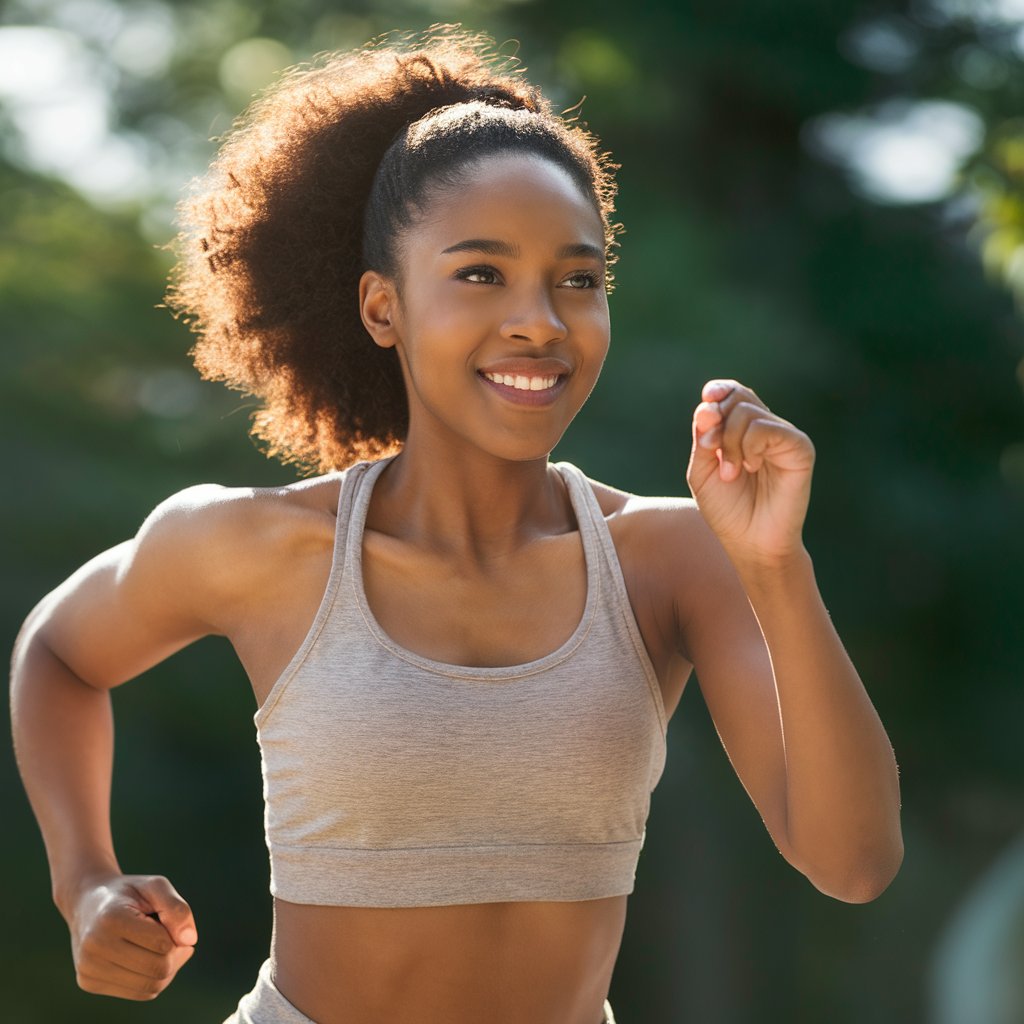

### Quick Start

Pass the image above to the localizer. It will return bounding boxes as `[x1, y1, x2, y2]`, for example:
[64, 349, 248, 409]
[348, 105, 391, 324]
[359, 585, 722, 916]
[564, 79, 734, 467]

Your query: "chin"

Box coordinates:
[468, 434, 562, 465]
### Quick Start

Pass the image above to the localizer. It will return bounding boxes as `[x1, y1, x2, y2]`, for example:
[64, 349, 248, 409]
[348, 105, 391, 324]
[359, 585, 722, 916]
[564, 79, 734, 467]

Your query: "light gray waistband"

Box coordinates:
[223, 959, 313, 1024]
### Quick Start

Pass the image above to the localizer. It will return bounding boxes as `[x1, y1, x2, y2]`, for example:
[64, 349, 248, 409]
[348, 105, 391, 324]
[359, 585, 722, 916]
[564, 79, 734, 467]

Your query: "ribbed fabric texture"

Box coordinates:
[255, 458, 668, 907]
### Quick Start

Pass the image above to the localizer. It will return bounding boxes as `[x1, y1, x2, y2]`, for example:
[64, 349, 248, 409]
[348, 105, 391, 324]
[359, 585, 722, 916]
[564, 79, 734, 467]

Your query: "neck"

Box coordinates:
[369, 437, 573, 563]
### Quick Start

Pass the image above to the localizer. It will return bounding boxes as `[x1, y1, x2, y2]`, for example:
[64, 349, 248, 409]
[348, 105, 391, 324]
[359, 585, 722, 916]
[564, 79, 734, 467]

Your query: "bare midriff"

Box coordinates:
[270, 895, 627, 1024]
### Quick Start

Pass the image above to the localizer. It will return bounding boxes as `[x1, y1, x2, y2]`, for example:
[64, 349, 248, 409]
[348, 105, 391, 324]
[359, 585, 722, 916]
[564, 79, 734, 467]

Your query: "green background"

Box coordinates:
[4, 0, 1024, 1021]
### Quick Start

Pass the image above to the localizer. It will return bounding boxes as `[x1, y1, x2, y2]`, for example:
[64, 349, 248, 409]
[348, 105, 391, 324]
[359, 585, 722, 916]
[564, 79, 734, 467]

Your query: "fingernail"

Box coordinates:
[698, 430, 719, 450]
[720, 460, 736, 480]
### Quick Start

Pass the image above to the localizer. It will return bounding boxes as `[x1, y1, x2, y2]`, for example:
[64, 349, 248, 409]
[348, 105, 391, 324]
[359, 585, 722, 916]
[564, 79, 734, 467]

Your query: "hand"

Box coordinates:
[686, 379, 815, 564]
[65, 872, 197, 1001]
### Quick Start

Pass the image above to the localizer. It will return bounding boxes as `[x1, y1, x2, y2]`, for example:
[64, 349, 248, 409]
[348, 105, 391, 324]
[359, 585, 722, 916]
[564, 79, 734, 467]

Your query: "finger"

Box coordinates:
[79, 914, 177, 973]
[699, 382, 768, 469]
[111, 933, 189, 979]
[737, 417, 813, 474]
[713, 380, 766, 419]
[737, 418, 776, 474]
[693, 401, 724, 449]
[717, 401, 770, 481]
[688, 402, 724, 490]
[77, 968, 163, 1001]
[701, 378, 736, 403]
[129, 876, 198, 947]
[77, 945, 182, 991]
[108, 902, 178, 955]
[78, 974, 157, 1001]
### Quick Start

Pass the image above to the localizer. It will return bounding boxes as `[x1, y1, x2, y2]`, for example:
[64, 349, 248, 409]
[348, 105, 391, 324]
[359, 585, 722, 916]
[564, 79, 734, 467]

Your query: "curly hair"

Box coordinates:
[166, 24, 623, 474]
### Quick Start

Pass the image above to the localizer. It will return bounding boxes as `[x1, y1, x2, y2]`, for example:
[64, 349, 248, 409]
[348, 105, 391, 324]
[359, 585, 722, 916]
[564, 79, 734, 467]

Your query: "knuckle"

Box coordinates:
[76, 972, 100, 994]
[142, 975, 167, 995]
[76, 950, 99, 974]
[152, 957, 176, 981]
[79, 931, 105, 957]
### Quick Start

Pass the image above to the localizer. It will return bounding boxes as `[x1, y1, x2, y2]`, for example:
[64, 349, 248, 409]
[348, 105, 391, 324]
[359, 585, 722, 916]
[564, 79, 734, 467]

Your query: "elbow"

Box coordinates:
[806, 837, 904, 904]
[781, 821, 904, 904]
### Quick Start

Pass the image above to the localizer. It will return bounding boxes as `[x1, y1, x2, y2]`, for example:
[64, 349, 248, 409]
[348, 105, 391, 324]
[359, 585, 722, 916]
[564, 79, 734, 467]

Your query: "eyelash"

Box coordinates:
[453, 265, 602, 289]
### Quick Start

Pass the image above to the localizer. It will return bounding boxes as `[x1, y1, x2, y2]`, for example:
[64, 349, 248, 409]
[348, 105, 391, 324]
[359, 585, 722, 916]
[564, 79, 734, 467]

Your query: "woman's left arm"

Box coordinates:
[683, 378, 903, 904]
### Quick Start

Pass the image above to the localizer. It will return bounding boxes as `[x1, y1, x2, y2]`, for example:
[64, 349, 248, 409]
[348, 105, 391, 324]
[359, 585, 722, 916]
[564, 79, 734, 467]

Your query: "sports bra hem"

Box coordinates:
[269, 836, 643, 907]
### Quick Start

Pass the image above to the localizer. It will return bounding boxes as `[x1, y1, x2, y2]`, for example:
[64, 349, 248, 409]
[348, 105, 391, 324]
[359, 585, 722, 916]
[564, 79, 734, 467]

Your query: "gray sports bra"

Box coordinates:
[255, 457, 667, 907]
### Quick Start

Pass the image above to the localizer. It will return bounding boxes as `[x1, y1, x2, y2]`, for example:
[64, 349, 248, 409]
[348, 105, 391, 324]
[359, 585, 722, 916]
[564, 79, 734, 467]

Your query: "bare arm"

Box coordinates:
[10, 486, 241, 998]
[733, 548, 902, 901]
[676, 379, 902, 903]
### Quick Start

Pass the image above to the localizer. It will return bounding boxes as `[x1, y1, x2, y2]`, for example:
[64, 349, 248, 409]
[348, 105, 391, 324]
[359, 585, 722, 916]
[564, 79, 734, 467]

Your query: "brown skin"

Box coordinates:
[10, 155, 902, 1023]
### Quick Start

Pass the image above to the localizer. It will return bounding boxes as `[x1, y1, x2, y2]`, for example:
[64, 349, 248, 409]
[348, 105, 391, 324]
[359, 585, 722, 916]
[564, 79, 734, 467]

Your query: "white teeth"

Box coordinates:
[484, 372, 560, 392]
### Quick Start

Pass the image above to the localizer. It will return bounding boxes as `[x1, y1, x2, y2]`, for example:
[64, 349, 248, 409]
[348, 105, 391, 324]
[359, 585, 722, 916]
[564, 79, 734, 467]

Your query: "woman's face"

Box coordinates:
[362, 152, 611, 464]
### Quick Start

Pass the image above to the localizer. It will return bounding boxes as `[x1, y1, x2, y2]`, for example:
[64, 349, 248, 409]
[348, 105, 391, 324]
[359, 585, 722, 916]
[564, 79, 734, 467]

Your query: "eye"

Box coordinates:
[561, 270, 603, 290]
[453, 265, 500, 285]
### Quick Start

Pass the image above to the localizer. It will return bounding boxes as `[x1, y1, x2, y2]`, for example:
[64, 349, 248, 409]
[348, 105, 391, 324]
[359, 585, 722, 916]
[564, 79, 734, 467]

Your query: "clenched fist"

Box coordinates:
[65, 872, 197, 1000]
[687, 379, 815, 565]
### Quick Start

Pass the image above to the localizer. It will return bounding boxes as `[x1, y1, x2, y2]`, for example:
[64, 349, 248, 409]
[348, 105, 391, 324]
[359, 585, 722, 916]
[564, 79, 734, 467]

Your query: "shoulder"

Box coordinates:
[26, 471, 351, 689]
[575, 469, 744, 653]
[578, 470, 725, 576]
[133, 472, 343, 592]
[137, 473, 341, 557]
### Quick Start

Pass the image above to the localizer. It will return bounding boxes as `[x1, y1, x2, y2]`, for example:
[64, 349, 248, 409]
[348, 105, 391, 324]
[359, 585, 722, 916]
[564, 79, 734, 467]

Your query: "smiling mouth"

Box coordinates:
[481, 371, 562, 392]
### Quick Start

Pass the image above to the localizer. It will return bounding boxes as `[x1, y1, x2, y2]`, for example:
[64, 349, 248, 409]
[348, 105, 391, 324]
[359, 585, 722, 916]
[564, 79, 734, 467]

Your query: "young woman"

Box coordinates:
[10, 26, 903, 1024]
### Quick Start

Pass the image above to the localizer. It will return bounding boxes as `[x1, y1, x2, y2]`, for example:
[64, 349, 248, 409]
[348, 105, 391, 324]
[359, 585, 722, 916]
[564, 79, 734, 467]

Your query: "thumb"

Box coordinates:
[132, 875, 198, 947]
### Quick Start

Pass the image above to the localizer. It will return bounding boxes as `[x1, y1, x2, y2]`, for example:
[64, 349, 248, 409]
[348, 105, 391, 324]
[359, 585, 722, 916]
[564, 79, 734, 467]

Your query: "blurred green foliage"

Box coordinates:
[3, 1, 1024, 1022]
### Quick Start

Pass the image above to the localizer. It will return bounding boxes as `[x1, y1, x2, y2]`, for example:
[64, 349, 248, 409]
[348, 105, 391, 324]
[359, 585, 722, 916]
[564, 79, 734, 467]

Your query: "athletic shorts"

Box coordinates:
[223, 958, 617, 1023]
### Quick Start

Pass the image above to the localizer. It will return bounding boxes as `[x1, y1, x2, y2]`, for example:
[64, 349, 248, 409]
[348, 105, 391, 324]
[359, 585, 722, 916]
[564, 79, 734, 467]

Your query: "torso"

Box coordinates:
[218, 463, 694, 1024]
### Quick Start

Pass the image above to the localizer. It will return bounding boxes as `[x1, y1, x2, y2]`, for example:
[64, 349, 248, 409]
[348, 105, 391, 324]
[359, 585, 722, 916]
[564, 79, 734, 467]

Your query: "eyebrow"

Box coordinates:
[440, 238, 606, 263]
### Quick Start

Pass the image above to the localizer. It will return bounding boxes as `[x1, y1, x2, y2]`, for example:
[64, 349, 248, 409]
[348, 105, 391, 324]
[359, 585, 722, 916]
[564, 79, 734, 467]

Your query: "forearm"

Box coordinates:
[731, 547, 903, 902]
[10, 623, 122, 916]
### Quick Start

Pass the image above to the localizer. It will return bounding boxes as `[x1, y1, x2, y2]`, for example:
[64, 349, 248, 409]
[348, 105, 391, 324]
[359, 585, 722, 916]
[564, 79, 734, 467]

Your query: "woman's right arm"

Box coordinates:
[10, 485, 244, 1000]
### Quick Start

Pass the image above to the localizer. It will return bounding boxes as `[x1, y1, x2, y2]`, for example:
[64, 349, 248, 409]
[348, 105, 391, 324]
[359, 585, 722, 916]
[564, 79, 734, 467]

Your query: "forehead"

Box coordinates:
[408, 152, 604, 248]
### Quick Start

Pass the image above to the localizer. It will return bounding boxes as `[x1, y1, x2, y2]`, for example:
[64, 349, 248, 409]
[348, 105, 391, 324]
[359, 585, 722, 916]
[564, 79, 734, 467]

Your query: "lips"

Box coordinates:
[475, 358, 571, 407]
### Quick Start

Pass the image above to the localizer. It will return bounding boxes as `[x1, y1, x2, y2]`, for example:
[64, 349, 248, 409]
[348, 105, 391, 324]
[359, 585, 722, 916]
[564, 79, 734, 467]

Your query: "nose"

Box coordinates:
[499, 283, 568, 346]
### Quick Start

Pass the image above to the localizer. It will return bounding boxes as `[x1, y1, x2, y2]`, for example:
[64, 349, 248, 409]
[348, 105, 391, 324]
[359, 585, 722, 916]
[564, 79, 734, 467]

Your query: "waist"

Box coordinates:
[270, 895, 627, 1024]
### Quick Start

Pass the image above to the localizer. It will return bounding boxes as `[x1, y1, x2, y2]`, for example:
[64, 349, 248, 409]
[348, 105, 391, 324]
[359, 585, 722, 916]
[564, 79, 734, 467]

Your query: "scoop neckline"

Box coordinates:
[346, 458, 601, 681]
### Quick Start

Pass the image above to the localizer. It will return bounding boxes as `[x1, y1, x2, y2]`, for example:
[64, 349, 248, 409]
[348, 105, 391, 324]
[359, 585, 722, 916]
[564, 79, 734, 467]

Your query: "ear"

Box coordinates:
[359, 270, 400, 350]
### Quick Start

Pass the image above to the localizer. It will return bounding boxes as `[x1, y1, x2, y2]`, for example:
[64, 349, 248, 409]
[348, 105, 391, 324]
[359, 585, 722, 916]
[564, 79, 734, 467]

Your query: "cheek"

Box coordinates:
[405, 280, 482, 330]
[397, 294, 477, 362]
[578, 304, 611, 355]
